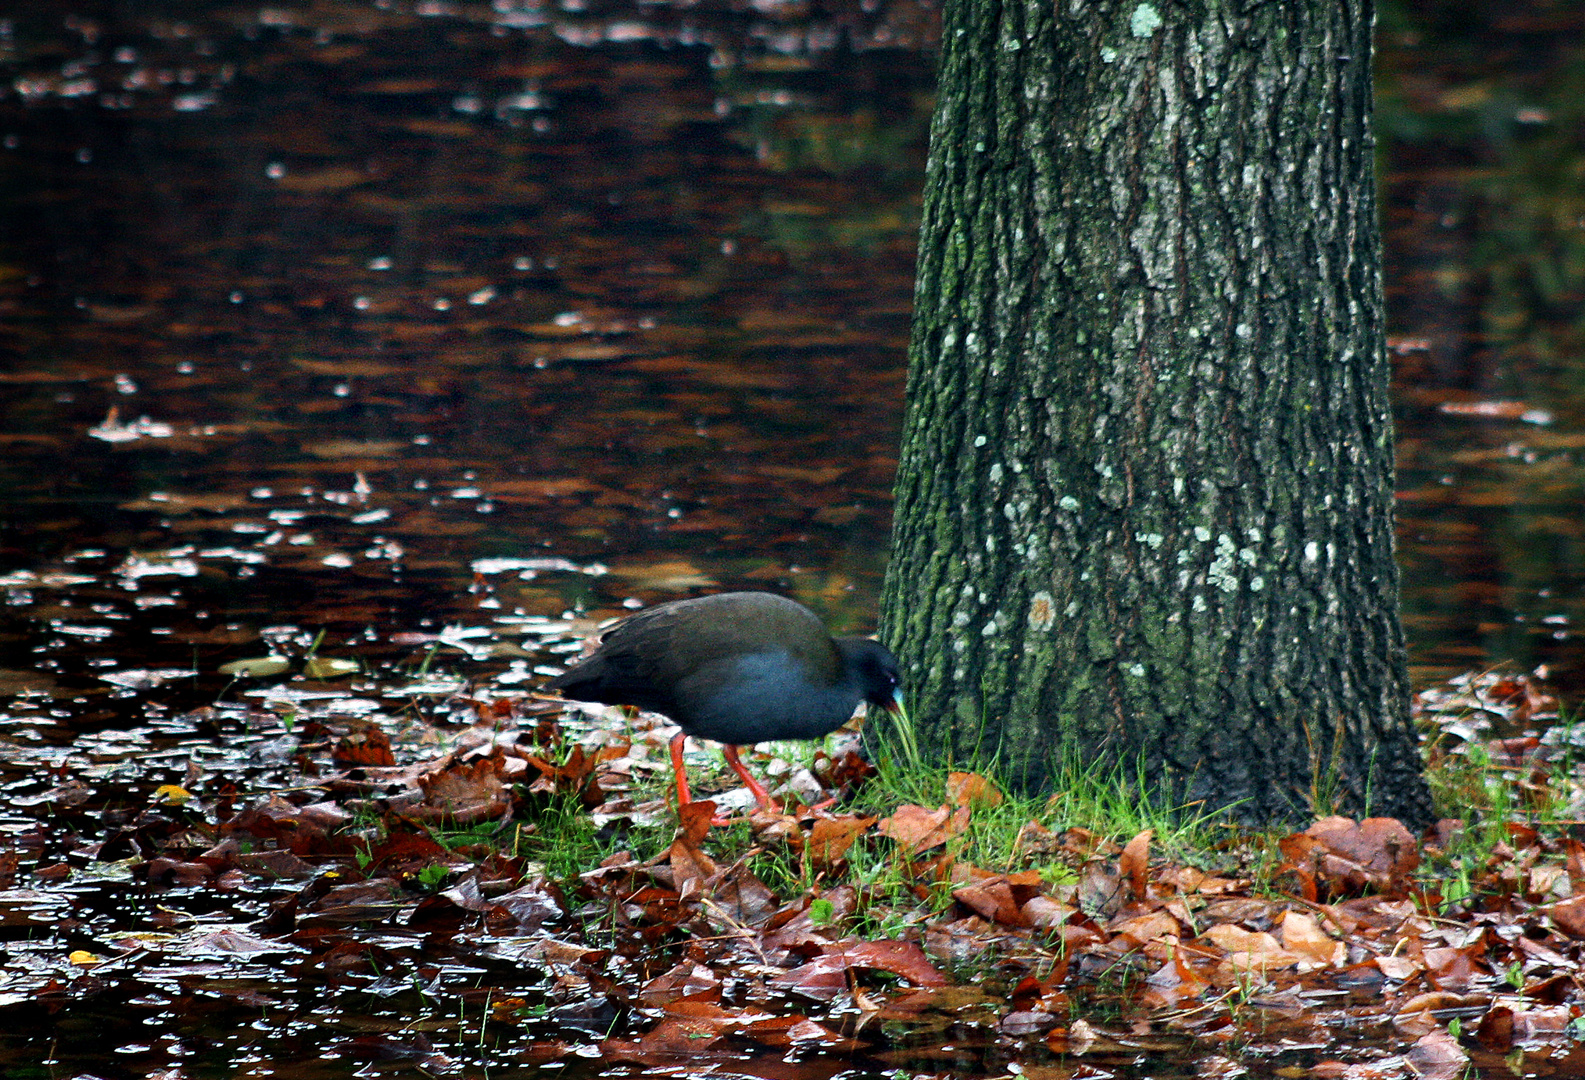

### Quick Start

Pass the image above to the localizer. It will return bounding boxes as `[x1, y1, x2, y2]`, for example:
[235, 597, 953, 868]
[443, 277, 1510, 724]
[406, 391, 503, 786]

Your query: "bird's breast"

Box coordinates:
[674, 650, 861, 744]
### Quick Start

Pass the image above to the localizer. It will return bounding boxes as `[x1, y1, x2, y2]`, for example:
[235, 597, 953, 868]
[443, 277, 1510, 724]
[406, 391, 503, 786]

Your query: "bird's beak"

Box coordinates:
[883, 685, 905, 714]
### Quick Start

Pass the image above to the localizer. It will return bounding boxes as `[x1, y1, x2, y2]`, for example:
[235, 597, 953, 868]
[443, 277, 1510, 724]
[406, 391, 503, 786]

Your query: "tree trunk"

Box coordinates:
[880, 0, 1432, 827]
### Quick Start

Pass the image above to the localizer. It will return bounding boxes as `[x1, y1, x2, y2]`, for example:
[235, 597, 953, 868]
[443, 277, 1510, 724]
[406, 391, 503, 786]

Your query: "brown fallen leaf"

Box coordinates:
[1475, 1005, 1513, 1051]
[830, 938, 947, 987]
[1404, 1028, 1468, 1080]
[1287, 816, 1419, 895]
[667, 813, 719, 895]
[1545, 895, 1585, 939]
[952, 876, 1030, 928]
[1119, 828, 1152, 901]
[411, 757, 510, 824]
[1279, 910, 1343, 968]
[1200, 924, 1300, 971]
[947, 771, 1003, 809]
[877, 803, 970, 854]
[806, 813, 875, 872]
[774, 938, 947, 999]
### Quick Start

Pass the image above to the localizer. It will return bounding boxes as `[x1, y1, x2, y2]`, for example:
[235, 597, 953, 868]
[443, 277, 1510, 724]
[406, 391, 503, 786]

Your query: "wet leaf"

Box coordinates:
[333, 724, 396, 767]
[1545, 895, 1585, 939]
[303, 656, 360, 678]
[218, 656, 292, 677]
[1403, 1029, 1468, 1080]
[1201, 924, 1300, 971]
[411, 757, 510, 824]
[1278, 910, 1343, 968]
[151, 784, 192, 806]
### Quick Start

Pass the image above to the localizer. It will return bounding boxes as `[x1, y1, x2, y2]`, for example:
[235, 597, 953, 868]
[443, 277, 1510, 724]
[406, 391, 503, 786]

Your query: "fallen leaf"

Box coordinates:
[1279, 910, 1343, 967]
[1545, 895, 1585, 938]
[946, 772, 1003, 809]
[1201, 924, 1299, 971]
[1404, 1028, 1468, 1080]
[411, 757, 508, 823]
[1119, 829, 1152, 901]
[877, 803, 969, 854]
[953, 876, 1030, 927]
[806, 814, 874, 872]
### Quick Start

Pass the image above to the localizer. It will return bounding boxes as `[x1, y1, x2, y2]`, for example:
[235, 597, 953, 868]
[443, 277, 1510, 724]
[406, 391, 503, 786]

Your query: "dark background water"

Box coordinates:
[2, 0, 1585, 711]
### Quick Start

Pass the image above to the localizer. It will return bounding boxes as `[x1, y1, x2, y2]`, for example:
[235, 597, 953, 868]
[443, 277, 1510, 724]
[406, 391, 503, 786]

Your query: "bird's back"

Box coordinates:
[546, 592, 853, 740]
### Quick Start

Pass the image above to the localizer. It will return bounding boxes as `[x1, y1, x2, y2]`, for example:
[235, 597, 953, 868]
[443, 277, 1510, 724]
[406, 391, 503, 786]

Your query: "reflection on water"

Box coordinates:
[0, 0, 932, 726]
[1380, 1, 1585, 689]
[4, 0, 1585, 706]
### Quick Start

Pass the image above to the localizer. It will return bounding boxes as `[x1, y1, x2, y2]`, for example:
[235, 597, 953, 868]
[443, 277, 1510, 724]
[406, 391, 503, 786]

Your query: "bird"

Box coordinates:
[545, 591, 903, 813]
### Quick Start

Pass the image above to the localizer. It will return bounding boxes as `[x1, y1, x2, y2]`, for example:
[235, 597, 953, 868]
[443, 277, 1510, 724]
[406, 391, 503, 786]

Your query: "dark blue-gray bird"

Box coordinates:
[546, 591, 902, 811]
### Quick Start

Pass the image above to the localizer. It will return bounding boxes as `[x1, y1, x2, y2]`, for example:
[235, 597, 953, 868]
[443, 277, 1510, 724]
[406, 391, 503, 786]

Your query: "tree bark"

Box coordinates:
[880, 0, 1432, 827]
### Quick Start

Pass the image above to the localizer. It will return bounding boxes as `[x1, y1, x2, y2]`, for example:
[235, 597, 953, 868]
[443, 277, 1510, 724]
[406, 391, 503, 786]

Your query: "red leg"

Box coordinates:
[670, 730, 693, 806]
[721, 744, 779, 812]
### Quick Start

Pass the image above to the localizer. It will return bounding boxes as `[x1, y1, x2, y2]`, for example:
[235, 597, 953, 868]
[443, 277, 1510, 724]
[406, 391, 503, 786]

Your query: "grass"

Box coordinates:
[855, 707, 1251, 874]
[1422, 709, 1582, 848]
[490, 695, 1585, 939]
[501, 712, 1280, 914]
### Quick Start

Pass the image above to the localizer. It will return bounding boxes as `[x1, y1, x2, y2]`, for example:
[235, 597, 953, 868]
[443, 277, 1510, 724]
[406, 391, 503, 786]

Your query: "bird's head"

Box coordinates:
[840, 637, 904, 714]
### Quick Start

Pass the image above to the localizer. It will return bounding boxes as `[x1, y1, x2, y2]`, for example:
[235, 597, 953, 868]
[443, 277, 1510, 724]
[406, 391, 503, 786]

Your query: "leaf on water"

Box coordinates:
[952, 875, 1032, 928]
[218, 656, 292, 677]
[639, 961, 720, 1006]
[1403, 1029, 1468, 1080]
[1201, 924, 1300, 972]
[272, 165, 371, 193]
[1421, 945, 1480, 993]
[0, 669, 62, 695]
[606, 560, 718, 591]
[301, 439, 408, 459]
[303, 656, 360, 678]
[181, 928, 294, 956]
[151, 784, 192, 806]
[756, 464, 851, 485]
[1436, 399, 1553, 425]
[829, 938, 947, 987]
[411, 757, 509, 824]
[1279, 910, 1344, 968]
[1376, 954, 1422, 982]
[332, 723, 395, 767]
[634, 1017, 728, 1053]
[120, 491, 250, 514]
[100, 668, 197, 689]
[290, 356, 403, 377]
